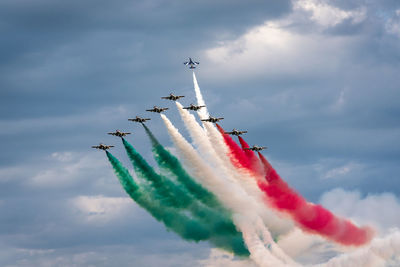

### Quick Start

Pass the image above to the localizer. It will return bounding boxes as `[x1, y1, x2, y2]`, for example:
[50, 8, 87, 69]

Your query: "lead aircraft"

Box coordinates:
[161, 93, 185, 101]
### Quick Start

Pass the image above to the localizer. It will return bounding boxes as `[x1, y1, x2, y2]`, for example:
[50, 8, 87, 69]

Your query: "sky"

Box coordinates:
[1, 0, 400, 266]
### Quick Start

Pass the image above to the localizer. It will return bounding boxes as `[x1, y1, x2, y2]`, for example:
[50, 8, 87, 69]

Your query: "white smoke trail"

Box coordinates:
[193, 72, 209, 120]
[190, 72, 400, 267]
[176, 101, 292, 235]
[191, 73, 294, 235]
[160, 114, 297, 266]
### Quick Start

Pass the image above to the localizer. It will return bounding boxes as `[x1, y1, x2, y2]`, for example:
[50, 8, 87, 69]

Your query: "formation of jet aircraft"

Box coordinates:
[183, 57, 199, 69]
[128, 116, 151, 123]
[108, 130, 131, 137]
[92, 144, 114, 150]
[225, 129, 247, 136]
[162, 93, 185, 101]
[183, 104, 205, 111]
[146, 106, 169, 113]
[93, 58, 267, 153]
[201, 116, 224, 123]
[244, 145, 267, 151]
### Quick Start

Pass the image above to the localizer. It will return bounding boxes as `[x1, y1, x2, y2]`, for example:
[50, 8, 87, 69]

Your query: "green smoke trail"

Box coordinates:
[106, 151, 210, 241]
[142, 124, 221, 209]
[106, 151, 249, 256]
[122, 138, 235, 229]
[122, 137, 193, 209]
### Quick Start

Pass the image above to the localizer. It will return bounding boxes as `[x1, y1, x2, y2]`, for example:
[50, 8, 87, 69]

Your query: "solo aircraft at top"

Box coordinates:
[184, 58, 199, 69]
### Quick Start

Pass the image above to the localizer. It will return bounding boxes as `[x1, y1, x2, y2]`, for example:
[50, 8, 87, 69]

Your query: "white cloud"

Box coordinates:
[30, 151, 110, 187]
[198, 248, 256, 267]
[323, 162, 363, 179]
[320, 188, 400, 234]
[70, 195, 134, 224]
[385, 9, 400, 37]
[294, 0, 366, 27]
[203, 18, 358, 81]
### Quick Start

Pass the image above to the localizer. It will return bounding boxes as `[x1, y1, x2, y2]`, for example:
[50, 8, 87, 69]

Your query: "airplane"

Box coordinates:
[161, 93, 185, 101]
[92, 143, 115, 150]
[128, 116, 151, 123]
[200, 116, 224, 123]
[184, 57, 199, 69]
[244, 145, 267, 152]
[224, 129, 248, 136]
[146, 106, 169, 113]
[108, 130, 131, 137]
[183, 103, 206, 111]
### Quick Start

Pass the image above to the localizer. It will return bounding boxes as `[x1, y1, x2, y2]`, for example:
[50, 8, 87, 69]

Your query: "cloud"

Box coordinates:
[320, 188, 400, 234]
[322, 162, 364, 179]
[70, 195, 134, 225]
[30, 151, 110, 188]
[202, 14, 360, 80]
[385, 9, 400, 37]
[198, 248, 256, 267]
[294, 0, 366, 27]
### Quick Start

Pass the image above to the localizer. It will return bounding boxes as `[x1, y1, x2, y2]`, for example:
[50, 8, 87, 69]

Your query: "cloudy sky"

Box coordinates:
[1, 0, 400, 266]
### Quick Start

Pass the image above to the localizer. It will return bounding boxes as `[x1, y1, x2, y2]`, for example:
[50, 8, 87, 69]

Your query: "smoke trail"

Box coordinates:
[122, 137, 190, 209]
[122, 137, 248, 245]
[257, 152, 374, 247]
[106, 151, 210, 241]
[142, 123, 221, 210]
[160, 114, 297, 266]
[107, 150, 249, 256]
[238, 136, 264, 176]
[193, 72, 209, 120]
[215, 123, 254, 172]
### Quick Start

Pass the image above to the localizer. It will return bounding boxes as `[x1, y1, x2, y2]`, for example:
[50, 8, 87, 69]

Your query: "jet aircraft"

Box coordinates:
[161, 93, 185, 101]
[201, 116, 224, 123]
[146, 106, 169, 113]
[244, 145, 267, 152]
[183, 104, 206, 111]
[128, 116, 151, 123]
[184, 58, 199, 69]
[92, 144, 115, 150]
[108, 130, 131, 137]
[225, 129, 248, 136]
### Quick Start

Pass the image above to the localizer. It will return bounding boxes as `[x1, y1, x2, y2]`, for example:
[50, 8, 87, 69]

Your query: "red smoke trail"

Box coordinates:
[215, 124, 252, 171]
[238, 136, 264, 176]
[257, 152, 374, 246]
